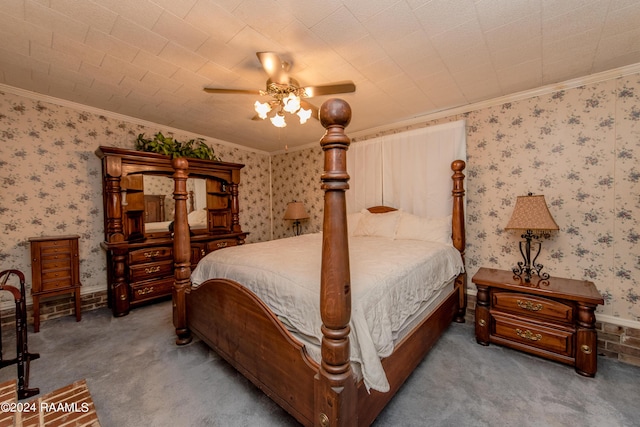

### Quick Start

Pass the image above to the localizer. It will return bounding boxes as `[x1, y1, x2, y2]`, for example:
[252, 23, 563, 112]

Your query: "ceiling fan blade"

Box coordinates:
[302, 81, 356, 97]
[256, 52, 289, 84]
[203, 88, 261, 95]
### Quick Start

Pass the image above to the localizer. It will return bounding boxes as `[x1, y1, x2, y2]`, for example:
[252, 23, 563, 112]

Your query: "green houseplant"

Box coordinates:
[135, 132, 220, 161]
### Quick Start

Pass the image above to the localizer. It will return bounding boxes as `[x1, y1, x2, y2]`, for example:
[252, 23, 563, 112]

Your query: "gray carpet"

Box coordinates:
[1, 300, 638, 426]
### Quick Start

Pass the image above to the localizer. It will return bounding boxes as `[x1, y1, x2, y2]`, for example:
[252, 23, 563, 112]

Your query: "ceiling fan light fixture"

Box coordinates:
[282, 93, 301, 114]
[297, 107, 312, 124]
[270, 112, 287, 128]
[254, 101, 272, 119]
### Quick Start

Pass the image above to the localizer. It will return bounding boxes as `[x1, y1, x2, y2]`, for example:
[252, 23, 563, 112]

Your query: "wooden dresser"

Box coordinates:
[473, 267, 604, 377]
[29, 235, 82, 332]
[96, 147, 247, 317]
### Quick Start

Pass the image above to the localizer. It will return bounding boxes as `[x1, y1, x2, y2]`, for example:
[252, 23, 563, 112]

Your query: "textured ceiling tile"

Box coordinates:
[412, 0, 477, 37]
[490, 38, 542, 70]
[345, 0, 404, 22]
[184, 0, 245, 41]
[232, 0, 296, 40]
[131, 50, 179, 77]
[50, 0, 118, 33]
[95, 0, 163, 29]
[0, 28, 30, 55]
[157, 42, 208, 73]
[475, 0, 541, 31]
[85, 28, 139, 63]
[52, 33, 104, 67]
[152, 10, 209, 52]
[483, 14, 541, 53]
[196, 38, 248, 70]
[543, 28, 600, 65]
[79, 60, 124, 86]
[495, 59, 542, 94]
[276, 0, 343, 27]
[25, 1, 89, 42]
[49, 63, 95, 87]
[0, 10, 52, 46]
[30, 40, 81, 71]
[543, 53, 595, 83]
[363, 1, 422, 43]
[602, 2, 640, 37]
[147, 0, 198, 18]
[311, 5, 368, 46]
[110, 16, 169, 55]
[542, 1, 608, 42]
[594, 27, 640, 66]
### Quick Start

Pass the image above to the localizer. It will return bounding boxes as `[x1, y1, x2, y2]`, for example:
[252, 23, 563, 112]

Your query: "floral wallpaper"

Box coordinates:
[272, 73, 640, 324]
[1, 69, 638, 325]
[0, 90, 271, 305]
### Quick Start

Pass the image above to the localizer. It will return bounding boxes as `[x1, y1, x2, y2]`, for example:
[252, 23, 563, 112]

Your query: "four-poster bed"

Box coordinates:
[170, 99, 467, 426]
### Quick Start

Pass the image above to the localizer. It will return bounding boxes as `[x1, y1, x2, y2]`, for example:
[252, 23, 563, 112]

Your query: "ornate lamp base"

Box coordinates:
[512, 229, 550, 283]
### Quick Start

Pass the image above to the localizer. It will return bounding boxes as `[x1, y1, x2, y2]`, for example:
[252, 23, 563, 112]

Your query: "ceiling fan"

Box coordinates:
[203, 52, 356, 127]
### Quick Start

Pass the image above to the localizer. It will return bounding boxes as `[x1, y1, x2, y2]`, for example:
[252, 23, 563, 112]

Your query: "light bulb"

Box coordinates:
[270, 113, 286, 128]
[254, 101, 271, 119]
[282, 93, 300, 114]
[297, 107, 312, 124]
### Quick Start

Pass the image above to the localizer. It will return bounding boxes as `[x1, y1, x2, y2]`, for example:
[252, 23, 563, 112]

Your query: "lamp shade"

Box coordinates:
[505, 194, 559, 231]
[283, 201, 309, 220]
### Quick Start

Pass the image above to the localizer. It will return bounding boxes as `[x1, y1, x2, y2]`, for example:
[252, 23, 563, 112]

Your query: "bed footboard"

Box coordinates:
[186, 279, 319, 426]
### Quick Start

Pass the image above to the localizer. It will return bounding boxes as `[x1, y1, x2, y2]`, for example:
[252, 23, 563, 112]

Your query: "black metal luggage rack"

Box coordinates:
[0, 269, 39, 399]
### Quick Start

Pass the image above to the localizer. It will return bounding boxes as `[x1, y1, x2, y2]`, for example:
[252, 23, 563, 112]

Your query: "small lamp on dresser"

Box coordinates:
[283, 201, 309, 236]
[505, 193, 559, 283]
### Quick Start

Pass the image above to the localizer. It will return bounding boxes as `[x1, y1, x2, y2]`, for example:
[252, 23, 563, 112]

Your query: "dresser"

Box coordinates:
[96, 147, 248, 317]
[472, 267, 604, 377]
[29, 235, 82, 332]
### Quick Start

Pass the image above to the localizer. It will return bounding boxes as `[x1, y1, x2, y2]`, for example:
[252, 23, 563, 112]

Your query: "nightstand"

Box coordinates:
[29, 235, 82, 332]
[472, 267, 604, 377]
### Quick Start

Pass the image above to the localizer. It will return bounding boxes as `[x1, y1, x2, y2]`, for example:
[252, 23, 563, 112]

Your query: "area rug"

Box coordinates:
[0, 379, 100, 427]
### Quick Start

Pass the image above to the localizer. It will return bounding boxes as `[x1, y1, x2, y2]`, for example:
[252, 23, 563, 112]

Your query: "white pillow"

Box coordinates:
[347, 212, 363, 236]
[396, 212, 452, 244]
[353, 209, 401, 238]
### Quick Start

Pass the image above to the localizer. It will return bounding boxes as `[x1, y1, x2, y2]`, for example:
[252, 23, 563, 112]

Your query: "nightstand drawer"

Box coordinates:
[492, 292, 573, 324]
[492, 314, 574, 358]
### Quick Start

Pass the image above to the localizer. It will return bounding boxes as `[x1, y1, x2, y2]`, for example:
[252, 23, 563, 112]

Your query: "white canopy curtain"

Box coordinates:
[346, 120, 466, 217]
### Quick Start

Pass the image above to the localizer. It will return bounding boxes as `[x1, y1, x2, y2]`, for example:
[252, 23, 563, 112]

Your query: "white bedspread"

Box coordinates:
[191, 233, 464, 392]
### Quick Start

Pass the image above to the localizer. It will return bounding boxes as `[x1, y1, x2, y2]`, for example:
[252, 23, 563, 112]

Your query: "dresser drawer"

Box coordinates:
[130, 277, 173, 303]
[492, 291, 573, 324]
[41, 269, 73, 290]
[129, 247, 172, 264]
[129, 260, 173, 282]
[492, 313, 574, 358]
[206, 239, 238, 252]
[37, 239, 73, 254]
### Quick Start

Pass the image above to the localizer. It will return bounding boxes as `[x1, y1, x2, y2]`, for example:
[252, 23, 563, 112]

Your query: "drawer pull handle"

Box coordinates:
[200, 249, 206, 256]
[517, 300, 543, 312]
[478, 319, 486, 327]
[144, 266, 161, 274]
[144, 251, 160, 258]
[138, 287, 154, 296]
[581, 344, 592, 354]
[515, 329, 542, 341]
[217, 242, 228, 248]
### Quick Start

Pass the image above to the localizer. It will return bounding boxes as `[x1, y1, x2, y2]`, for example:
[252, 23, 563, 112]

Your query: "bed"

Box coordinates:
[170, 99, 467, 426]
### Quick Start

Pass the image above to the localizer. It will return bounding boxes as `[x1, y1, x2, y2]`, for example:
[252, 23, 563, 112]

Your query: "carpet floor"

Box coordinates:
[1, 300, 638, 426]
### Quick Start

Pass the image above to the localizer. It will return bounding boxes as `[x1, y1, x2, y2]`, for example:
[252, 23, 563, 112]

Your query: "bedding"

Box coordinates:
[191, 232, 464, 392]
[145, 208, 208, 232]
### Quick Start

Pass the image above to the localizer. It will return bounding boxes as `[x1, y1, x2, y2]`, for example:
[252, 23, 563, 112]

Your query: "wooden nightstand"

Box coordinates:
[472, 267, 604, 377]
[29, 235, 82, 332]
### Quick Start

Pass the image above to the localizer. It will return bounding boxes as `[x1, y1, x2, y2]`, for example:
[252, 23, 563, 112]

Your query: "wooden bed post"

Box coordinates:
[172, 157, 193, 345]
[315, 99, 357, 427]
[451, 159, 467, 323]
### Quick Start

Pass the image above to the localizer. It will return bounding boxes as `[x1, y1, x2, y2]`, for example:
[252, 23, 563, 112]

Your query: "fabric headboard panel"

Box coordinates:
[346, 119, 466, 218]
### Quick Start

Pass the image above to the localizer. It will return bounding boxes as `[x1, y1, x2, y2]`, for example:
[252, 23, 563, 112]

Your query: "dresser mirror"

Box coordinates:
[96, 146, 246, 317]
[140, 175, 208, 236]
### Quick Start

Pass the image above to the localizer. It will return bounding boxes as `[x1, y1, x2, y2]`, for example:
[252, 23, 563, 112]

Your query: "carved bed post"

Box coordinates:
[451, 160, 467, 323]
[172, 157, 193, 345]
[315, 99, 357, 427]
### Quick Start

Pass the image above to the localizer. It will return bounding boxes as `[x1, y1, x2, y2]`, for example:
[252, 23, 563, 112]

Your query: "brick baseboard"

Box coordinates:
[0, 291, 108, 331]
[465, 294, 640, 369]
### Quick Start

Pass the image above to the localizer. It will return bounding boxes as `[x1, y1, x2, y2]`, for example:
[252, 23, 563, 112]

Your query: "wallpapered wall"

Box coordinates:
[271, 72, 640, 324]
[0, 90, 271, 302]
